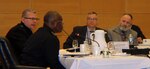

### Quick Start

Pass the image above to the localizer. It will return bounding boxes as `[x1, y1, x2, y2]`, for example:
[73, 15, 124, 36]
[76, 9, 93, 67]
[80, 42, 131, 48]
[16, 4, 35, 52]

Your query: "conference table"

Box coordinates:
[59, 50, 150, 69]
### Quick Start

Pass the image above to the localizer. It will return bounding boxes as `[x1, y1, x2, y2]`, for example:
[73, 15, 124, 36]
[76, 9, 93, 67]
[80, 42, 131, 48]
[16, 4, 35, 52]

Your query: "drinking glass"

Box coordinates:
[107, 41, 115, 54]
[72, 40, 78, 52]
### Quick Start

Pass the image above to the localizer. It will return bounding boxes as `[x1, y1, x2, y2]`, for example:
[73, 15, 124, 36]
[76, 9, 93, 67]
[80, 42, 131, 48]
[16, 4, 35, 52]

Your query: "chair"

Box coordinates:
[0, 37, 46, 69]
[0, 43, 8, 69]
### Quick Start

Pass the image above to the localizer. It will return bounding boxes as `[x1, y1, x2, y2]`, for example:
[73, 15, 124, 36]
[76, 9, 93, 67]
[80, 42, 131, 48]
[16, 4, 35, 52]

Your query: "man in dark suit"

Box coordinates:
[21, 11, 65, 69]
[6, 9, 39, 61]
[63, 11, 109, 49]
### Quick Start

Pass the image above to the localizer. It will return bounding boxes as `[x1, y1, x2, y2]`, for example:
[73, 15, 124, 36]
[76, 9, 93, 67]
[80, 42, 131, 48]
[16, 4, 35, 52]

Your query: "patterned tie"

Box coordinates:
[87, 31, 94, 45]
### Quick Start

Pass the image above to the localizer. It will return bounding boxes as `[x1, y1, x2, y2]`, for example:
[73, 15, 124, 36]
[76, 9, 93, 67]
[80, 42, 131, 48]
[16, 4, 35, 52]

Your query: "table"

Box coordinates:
[60, 55, 150, 69]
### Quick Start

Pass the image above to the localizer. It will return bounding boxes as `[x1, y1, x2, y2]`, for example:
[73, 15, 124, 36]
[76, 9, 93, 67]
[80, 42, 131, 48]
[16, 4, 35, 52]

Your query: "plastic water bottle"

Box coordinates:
[129, 34, 134, 45]
[128, 34, 134, 48]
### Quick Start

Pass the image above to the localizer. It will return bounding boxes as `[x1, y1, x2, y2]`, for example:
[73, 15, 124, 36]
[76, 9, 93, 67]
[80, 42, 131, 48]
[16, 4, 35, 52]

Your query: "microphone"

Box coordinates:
[62, 29, 100, 52]
[76, 32, 100, 47]
[63, 29, 80, 40]
[62, 29, 73, 39]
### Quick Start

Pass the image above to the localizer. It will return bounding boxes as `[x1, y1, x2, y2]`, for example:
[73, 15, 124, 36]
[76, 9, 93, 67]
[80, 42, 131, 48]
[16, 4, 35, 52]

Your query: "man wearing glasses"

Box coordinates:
[21, 11, 65, 69]
[6, 8, 39, 62]
[63, 11, 109, 49]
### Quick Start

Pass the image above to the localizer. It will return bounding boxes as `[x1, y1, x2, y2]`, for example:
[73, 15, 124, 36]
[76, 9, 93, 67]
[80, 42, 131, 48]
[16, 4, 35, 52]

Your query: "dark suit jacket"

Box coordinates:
[6, 22, 32, 61]
[63, 26, 110, 49]
[131, 25, 146, 39]
[20, 26, 65, 69]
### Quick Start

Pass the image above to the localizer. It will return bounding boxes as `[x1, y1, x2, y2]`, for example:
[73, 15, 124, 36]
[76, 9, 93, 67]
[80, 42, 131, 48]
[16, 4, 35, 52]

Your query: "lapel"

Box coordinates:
[80, 26, 87, 40]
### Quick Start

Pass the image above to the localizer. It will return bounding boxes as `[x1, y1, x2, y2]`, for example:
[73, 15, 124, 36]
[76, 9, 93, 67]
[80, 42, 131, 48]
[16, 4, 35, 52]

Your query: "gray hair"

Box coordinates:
[21, 8, 36, 18]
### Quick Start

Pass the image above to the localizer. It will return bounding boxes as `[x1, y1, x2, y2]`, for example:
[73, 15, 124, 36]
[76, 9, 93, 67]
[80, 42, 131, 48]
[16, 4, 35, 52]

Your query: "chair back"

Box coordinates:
[0, 43, 9, 69]
[0, 37, 17, 68]
[0, 37, 47, 69]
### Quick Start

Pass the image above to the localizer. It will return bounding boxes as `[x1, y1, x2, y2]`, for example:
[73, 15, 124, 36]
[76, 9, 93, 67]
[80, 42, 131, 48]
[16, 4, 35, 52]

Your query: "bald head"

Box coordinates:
[119, 14, 133, 31]
[121, 15, 132, 21]
[43, 11, 63, 33]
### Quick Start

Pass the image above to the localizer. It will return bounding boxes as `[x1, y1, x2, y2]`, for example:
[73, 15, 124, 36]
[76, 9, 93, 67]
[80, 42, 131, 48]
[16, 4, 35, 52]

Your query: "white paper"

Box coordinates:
[112, 41, 129, 53]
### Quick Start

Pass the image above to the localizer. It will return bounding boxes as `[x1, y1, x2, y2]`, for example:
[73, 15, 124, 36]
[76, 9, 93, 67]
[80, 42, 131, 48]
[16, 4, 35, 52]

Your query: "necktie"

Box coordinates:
[90, 31, 94, 33]
[87, 31, 94, 45]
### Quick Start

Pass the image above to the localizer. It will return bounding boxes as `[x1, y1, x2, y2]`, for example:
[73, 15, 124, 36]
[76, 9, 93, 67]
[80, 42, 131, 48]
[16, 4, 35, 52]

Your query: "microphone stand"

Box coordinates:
[62, 29, 80, 51]
[63, 29, 100, 52]
[90, 33, 100, 47]
[62, 29, 73, 40]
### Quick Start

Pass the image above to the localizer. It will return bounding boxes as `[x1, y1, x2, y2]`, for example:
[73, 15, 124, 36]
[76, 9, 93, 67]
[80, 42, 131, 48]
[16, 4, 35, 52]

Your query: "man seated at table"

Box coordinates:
[107, 13, 138, 46]
[20, 11, 65, 69]
[6, 9, 39, 61]
[63, 11, 110, 49]
[125, 13, 146, 43]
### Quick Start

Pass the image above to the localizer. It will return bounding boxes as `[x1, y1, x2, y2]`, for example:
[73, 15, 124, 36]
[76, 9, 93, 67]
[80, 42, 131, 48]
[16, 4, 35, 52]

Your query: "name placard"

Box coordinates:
[112, 41, 129, 52]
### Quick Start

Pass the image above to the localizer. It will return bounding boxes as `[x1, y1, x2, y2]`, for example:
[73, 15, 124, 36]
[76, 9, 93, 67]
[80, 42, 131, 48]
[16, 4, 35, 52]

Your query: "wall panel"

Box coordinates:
[126, 0, 150, 38]
[131, 13, 150, 38]
[101, 0, 125, 13]
[0, 0, 31, 13]
[126, 0, 150, 13]
[32, 0, 80, 13]
[62, 14, 81, 34]
[0, 14, 20, 36]
[80, 0, 103, 13]
[100, 13, 122, 29]
[0, 0, 150, 48]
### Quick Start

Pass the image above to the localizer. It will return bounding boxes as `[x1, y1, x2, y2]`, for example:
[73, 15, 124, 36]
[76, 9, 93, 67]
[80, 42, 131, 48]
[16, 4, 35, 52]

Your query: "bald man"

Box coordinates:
[107, 14, 138, 45]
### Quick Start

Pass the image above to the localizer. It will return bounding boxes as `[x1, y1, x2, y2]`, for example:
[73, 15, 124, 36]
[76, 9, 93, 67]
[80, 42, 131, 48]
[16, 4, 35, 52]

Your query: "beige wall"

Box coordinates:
[0, 0, 150, 48]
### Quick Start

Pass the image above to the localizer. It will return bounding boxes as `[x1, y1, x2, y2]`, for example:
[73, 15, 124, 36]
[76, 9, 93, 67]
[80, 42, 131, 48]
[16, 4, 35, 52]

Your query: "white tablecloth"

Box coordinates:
[60, 55, 150, 69]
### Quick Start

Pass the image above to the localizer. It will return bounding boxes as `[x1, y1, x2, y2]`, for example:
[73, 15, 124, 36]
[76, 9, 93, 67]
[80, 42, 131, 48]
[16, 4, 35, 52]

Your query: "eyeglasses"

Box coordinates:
[87, 18, 97, 20]
[24, 17, 40, 20]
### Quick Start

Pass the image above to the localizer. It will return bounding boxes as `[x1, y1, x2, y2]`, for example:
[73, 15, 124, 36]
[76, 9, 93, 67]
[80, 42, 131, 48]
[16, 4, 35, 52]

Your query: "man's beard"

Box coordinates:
[119, 25, 131, 31]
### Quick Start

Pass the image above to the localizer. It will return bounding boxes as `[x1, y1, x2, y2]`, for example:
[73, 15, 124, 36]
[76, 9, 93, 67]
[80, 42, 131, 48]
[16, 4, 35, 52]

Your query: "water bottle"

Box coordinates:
[128, 34, 134, 48]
